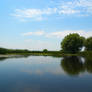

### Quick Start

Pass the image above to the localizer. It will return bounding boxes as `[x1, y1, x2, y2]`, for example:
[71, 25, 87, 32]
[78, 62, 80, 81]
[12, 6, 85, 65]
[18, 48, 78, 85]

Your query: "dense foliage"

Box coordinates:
[61, 33, 85, 54]
[0, 48, 8, 54]
[85, 37, 92, 51]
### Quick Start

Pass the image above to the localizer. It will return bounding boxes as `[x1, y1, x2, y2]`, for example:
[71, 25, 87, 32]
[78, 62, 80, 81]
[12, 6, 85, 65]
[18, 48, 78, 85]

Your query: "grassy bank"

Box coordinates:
[0, 47, 92, 57]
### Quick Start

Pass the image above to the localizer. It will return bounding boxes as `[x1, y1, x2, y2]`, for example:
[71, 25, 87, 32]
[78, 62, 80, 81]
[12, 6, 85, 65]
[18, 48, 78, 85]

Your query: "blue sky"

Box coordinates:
[0, 0, 92, 50]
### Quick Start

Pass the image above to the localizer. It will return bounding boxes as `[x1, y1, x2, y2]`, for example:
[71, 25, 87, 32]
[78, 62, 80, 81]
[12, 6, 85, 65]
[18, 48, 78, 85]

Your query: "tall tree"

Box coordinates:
[61, 33, 85, 53]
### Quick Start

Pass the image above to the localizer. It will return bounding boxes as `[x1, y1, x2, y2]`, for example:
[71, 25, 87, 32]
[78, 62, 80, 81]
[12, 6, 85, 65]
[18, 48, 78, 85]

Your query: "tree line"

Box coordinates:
[0, 48, 60, 54]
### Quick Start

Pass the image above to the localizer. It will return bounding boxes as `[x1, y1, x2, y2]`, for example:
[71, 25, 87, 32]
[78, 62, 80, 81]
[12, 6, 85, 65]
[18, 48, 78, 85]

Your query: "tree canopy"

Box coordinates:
[43, 49, 48, 52]
[61, 33, 85, 54]
[85, 37, 92, 51]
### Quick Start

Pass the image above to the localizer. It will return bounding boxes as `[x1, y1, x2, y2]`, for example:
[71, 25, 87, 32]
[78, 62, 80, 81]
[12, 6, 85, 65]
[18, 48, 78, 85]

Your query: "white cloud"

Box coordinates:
[12, 8, 57, 21]
[22, 30, 92, 38]
[22, 30, 45, 36]
[59, 9, 80, 15]
[46, 30, 92, 38]
[58, 0, 92, 15]
[11, 0, 92, 21]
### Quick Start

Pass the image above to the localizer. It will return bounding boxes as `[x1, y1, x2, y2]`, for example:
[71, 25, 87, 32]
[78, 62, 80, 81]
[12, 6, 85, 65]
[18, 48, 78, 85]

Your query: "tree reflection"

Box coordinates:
[84, 57, 92, 73]
[61, 56, 85, 76]
[0, 57, 8, 61]
[0, 55, 30, 62]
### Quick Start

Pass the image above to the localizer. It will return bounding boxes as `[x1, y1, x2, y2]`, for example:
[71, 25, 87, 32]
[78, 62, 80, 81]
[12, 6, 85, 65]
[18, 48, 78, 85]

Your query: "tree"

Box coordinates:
[61, 33, 85, 54]
[43, 49, 48, 52]
[85, 37, 92, 51]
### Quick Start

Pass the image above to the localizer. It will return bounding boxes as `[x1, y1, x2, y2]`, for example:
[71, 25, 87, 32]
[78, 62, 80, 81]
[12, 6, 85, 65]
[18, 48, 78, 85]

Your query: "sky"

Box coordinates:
[0, 0, 92, 51]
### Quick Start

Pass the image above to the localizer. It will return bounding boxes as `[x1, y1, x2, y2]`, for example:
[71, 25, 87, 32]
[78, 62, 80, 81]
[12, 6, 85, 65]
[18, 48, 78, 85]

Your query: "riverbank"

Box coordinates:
[0, 47, 92, 57]
[0, 51, 92, 58]
[0, 54, 27, 58]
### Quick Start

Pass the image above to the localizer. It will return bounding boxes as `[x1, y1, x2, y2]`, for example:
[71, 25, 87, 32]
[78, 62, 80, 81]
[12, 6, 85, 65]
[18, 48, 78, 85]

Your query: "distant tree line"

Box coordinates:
[0, 48, 60, 54]
[0, 48, 30, 54]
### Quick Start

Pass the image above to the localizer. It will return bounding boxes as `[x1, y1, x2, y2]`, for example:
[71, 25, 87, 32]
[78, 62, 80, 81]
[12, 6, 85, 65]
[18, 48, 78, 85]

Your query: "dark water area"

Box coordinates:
[0, 56, 92, 92]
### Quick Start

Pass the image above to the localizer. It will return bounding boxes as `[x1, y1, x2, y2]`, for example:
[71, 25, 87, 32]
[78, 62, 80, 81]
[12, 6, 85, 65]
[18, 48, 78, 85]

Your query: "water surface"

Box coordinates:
[0, 56, 92, 92]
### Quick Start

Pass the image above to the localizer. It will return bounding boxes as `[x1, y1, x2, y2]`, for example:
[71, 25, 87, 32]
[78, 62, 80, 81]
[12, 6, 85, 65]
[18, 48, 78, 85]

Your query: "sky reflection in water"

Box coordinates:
[0, 56, 92, 92]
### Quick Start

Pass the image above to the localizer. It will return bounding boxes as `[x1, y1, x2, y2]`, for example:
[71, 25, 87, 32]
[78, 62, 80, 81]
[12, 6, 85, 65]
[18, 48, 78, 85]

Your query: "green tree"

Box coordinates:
[61, 33, 85, 54]
[85, 37, 92, 51]
[43, 49, 48, 52]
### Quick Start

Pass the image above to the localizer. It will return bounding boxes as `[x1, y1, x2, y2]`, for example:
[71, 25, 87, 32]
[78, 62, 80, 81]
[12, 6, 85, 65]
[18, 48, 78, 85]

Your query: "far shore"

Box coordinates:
[0, 51, 92, 58]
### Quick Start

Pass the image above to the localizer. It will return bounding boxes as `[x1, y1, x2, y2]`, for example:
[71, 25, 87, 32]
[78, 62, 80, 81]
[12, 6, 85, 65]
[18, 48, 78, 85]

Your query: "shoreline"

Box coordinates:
[0, 51, 92, 58]
[0, 55, 26, 58]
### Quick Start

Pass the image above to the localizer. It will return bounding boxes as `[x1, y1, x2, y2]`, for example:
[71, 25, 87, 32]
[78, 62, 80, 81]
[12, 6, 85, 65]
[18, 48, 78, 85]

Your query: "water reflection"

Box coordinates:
[61, 56, 92, 76]
[0, 55, 30, 61]
[61, 56, 85, 76]
[0, 57, 8, 61]
[84, 57, 92, 73]
[0, 55, 92, 76]
[0, 56, 92, 92]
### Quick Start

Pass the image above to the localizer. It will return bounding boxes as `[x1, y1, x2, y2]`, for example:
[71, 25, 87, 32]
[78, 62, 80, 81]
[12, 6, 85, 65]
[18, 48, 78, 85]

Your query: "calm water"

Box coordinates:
[0, 56, 92, 92]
